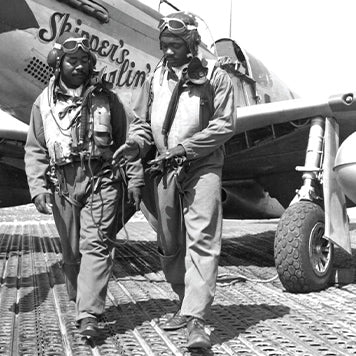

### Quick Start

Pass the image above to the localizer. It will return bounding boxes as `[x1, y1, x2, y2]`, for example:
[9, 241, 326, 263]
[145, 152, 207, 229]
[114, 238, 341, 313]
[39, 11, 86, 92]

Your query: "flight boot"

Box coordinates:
[160, 309, 190, 330]
[79, 317, 99, 338]
[187, 317, 211, 349]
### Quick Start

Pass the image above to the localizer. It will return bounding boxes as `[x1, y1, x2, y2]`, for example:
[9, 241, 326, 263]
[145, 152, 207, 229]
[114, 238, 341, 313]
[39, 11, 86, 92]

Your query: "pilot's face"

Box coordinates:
[60, 49, 90, 88]
[160, 36, 190, 67]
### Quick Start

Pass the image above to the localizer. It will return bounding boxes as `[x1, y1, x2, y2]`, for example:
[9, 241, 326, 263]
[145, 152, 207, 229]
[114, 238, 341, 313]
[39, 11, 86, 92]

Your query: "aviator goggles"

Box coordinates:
[54, 37, 91, 54]
[158, 17, 197, 34]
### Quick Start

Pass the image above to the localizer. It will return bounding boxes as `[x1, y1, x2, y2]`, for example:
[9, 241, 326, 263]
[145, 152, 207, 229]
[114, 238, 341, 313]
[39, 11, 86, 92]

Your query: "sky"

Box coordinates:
[142, 0, 356, 99]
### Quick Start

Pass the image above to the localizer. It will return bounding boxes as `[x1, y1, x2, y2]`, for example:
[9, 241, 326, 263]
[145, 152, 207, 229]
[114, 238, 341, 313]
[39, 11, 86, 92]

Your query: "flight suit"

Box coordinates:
[25, 78, 140, 321]
[131, 62, 234, 319]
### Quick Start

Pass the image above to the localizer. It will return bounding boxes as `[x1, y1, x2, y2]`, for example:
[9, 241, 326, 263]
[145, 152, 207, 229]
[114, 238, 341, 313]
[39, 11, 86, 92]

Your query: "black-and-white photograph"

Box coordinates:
[1, 0, 356, 354]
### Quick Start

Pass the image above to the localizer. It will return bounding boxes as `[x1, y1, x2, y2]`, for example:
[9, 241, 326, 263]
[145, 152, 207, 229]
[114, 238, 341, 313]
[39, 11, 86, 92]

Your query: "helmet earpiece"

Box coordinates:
[189, 30, 201, 57]
[89, 52, 97, 67]
[47, 48, 62, 68]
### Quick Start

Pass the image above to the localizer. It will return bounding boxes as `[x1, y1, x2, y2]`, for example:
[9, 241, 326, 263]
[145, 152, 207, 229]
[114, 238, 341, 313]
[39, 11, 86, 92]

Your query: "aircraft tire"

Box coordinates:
[274, 200, 334, 293]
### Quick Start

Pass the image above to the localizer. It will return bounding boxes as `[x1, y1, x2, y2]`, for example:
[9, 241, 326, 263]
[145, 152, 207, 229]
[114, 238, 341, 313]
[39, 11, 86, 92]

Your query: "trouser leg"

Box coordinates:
[52, 193, 81, 302]
[76, 178, 121, 321]
[155, 163, 222, 319]
[155, 171, 186, 302]
[140, 173, 158, 232]
[180, 166, 222, 320]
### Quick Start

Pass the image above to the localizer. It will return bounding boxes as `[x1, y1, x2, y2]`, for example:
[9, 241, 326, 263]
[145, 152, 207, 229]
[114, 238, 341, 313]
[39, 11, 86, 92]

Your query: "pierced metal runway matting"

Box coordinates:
[1, 205, 356, 355]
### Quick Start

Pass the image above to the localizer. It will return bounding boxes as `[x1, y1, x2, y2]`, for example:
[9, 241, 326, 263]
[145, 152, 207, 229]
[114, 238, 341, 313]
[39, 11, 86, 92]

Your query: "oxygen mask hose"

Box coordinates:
[78, 105, 88, 147]
[112, 162, 131, 245]
[87, 158, 131, 248]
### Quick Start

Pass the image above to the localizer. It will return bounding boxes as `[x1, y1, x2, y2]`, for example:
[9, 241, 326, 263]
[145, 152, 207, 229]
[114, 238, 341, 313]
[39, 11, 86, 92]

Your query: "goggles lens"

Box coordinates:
[158, 17, 196, 34]
[62, 37, 90, 53]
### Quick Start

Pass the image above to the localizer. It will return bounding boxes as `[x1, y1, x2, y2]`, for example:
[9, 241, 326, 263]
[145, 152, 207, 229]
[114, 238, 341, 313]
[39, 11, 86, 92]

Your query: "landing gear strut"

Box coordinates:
[274, 117, 335, 293]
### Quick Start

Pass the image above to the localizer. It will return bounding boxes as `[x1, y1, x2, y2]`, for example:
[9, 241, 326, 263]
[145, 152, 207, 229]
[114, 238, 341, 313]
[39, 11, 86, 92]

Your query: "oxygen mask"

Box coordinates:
[184, 57, 208, 85]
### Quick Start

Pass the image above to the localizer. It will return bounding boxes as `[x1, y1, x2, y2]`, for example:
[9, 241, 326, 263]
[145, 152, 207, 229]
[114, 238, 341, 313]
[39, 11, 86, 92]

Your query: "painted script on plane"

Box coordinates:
[38, 12, 151, 88]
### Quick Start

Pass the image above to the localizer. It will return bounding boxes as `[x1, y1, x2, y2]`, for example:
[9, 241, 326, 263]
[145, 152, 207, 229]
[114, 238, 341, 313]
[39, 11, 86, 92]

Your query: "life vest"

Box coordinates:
[39, 78, 113, 165]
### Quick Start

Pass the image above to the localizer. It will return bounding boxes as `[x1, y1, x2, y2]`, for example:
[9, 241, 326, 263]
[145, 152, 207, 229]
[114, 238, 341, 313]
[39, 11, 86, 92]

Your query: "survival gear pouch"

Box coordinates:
[71, 69, 114, 153]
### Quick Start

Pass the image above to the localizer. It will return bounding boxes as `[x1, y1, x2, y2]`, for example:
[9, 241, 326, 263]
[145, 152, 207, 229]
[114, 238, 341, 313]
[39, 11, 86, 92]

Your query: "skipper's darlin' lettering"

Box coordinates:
[39, 12, 151, 88]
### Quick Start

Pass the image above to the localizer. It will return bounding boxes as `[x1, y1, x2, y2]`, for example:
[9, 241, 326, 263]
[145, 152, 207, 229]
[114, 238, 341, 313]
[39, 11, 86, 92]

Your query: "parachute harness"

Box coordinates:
[47, 155, 131, 247]
[47, 76, 131, 246]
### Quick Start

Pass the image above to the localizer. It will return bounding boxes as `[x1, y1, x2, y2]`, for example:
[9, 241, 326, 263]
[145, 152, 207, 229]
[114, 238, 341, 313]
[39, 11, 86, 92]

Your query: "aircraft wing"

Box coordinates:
[233, 92, 356, 133]
[0, 113, 28, 141]
[0, 113, 30, 207]
[227, 92, 356, 253]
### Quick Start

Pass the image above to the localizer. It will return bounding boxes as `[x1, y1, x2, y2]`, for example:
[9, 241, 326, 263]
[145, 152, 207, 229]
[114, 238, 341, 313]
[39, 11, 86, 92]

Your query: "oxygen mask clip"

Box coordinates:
[185, 57, 208, 85]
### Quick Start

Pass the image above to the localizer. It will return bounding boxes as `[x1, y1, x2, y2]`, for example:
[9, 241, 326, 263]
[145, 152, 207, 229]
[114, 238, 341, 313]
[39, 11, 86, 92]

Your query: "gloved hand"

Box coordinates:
[148, 144, 186, 165]
[33, 193, 53, 215]
[112, 138, 140, 166]
[128, 186, 142, 211]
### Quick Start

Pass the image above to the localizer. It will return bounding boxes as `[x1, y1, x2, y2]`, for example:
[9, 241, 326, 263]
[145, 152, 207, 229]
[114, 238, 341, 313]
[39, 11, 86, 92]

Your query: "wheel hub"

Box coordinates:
[309, 222, 332, 276]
